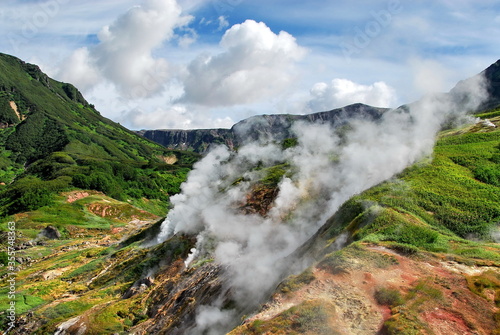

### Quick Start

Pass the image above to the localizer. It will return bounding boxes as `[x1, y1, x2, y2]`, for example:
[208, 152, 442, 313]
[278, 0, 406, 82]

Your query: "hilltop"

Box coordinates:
[0, 53, 199, 216]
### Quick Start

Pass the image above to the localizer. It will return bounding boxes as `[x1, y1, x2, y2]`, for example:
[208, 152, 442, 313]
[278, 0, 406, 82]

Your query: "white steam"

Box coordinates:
[156, 73, 487, 333]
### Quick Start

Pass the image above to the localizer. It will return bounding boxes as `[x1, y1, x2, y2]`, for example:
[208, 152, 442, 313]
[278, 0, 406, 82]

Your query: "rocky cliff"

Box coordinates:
[138, 103, 389, 153]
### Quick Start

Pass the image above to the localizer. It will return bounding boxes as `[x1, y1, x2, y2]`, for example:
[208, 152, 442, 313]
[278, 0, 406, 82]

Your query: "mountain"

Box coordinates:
[1, 54, 500, 335]
[136, 128, 236, 153]
[138, 103, 388, 153]
[0, 53, 199, 217]
[464, 59, 500, 111]
[139, 60, 500, 154]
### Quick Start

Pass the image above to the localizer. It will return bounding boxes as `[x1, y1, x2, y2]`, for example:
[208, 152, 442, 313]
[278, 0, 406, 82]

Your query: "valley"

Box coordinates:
[0, 54, 499, 335]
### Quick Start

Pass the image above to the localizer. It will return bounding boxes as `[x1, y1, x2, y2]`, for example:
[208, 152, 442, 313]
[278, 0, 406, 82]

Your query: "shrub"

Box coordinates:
[9, 187, 53, 214]
[474, 165, 500, 186]
[375, 287, 404, 307]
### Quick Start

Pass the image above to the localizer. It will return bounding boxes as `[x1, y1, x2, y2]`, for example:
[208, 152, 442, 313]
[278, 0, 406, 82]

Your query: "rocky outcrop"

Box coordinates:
[39, 226, 61, 240]
[452, 59, 500, 112]
[136, 128, 235, 153]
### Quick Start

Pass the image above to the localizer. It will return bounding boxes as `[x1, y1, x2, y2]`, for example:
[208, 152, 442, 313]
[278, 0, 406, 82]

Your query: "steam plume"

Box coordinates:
[155, 72, 487, 333]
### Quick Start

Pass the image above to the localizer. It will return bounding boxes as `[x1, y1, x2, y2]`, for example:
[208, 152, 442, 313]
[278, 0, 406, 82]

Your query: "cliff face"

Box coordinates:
[136, 128, 235, 153]
[138, 103, 389, 153]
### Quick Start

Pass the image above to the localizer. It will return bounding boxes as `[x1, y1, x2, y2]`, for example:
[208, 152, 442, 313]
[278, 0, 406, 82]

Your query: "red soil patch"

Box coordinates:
[421, 309, 471, 335]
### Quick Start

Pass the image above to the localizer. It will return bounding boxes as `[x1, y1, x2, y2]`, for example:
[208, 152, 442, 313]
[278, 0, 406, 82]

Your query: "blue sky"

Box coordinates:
[1, 0, 499, 129]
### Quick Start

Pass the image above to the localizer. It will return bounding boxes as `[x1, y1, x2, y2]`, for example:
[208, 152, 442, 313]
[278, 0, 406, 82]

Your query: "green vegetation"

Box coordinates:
[279, 268, 316, 294]
[374, 287, 404, 307]
[282, 137, 298, 149]
[319, 118, 500, 264]
[232, 300, 339, 335]
[382, 278, 448, 335]
[0, 53, 199, 217]
[475, 106, 500, 119]
[1, 52, 499, 334]
[0, 53, 201, 332]
[260, 163, 291, 187]
[319, 242, 398, 274]
[466, 271, 500, 306]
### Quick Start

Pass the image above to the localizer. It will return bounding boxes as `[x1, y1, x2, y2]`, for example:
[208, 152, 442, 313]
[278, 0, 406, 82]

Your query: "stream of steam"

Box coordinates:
[155, 74, 487, 334]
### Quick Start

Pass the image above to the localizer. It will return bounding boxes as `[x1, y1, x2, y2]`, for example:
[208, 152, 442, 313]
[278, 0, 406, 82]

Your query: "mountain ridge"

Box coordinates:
[138, 60, 500, 153]
[138, 103, 388, 153]
[0, 52, 199, 216]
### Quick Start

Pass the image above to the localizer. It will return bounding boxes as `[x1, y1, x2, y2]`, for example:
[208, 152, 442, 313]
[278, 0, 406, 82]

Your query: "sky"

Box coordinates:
[1, 0, 500, 130]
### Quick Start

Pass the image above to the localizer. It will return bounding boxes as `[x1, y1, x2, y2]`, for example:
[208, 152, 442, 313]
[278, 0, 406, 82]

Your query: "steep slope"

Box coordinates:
[136, 128, 236, 153]
[0, 54, 200, 333]
[0, 53, 199, 216]
[10, 112, 498, 335]
[138, 103, 388, 153]
[231, 115, 500, 335]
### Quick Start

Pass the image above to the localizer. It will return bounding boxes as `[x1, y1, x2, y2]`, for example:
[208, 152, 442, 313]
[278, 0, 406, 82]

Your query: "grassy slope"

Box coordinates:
[0, 52, 199, 216]
[1, 51, 499, 333]
[0, 54, 200, 331]
[7, 114, 500, 334]
[232, 114, 500, 335]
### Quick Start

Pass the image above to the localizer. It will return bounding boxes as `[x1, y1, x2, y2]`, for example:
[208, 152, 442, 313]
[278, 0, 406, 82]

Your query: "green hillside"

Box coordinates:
[0, 53, 200, 332]
[230, 114, 500, 335]
[3, 111, 498, 335]
[0, 53, 199, 217]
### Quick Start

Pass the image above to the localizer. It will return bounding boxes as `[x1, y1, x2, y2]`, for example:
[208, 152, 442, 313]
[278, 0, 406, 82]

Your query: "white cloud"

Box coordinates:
[57, 48, 100, 91]
[3, 0, 499, 130]
[177, 27, 198, 48]
[58, 0, 192, 98]
[180, 20, 307, 107]
[307, 78, 397, 112]
[123, 104, 235, 130]
[217, 16, 229, 31]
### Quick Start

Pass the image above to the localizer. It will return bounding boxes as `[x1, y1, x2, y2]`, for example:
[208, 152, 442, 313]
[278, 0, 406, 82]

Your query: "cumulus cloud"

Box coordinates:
[307, 78, 397, 112]
[180, 20, 307, 106]
[122, 104, 234, 130]
[58, 0, 192, 98]
[57, 47, 101, 92]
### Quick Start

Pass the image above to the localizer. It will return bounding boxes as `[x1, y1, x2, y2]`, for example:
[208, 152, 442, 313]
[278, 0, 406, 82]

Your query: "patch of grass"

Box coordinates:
[375, 287, 404, 307]
[279, 268, 315, 294]
[318, 243, 398, 274]
[475, 108, 500, 119]
[383, 278, 445, 335]
[233, 300, 339, 335]
[24, 280, 70, 300]
[466, 271, 500, 306]
[62, 258, 105, 280]
[260, 163, 291, 187]
[40, 299, 95, 323]
[330, 126, 500, 265]
[406, 278, 444, 303]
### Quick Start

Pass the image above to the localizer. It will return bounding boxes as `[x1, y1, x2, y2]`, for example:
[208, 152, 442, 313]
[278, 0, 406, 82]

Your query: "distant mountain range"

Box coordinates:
[138, 59, 500, 153]
[137, 103, 388, 153]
